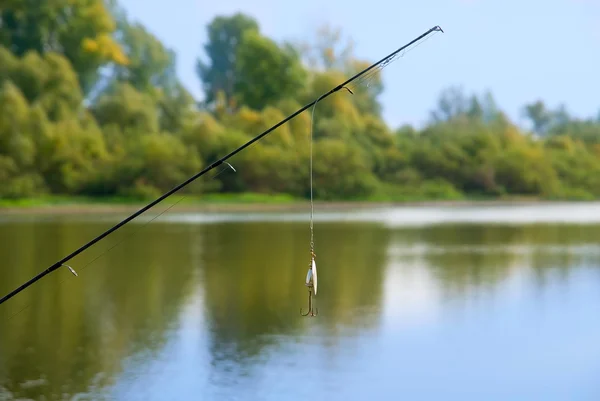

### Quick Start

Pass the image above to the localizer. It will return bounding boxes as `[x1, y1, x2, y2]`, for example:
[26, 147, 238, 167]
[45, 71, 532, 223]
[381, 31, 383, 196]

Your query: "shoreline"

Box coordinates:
[0, 197, 595, 215]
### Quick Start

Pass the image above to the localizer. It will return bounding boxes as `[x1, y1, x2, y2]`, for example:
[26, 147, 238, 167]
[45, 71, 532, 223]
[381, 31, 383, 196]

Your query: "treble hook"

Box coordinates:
[301, 285, 317, 317]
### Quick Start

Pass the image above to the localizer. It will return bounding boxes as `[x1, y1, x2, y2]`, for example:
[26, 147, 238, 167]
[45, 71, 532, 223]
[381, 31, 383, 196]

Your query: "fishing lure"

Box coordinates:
[301, 251, 318, 316]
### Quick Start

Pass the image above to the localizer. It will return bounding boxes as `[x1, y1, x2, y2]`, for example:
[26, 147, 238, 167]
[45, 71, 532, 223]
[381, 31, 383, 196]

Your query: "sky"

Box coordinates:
[119, 0, 599, 129]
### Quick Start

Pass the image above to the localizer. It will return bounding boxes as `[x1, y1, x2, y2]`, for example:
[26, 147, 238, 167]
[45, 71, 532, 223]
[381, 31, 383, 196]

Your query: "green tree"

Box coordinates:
[107, 13, 196, 132]
[233, 31, 306, 110]
[112, 22, 176, 94]
[41, 115, 109, 193]
[0, 0, 129, 93]
[522, 100, 553, 135]
[430, 86, 469, 123]
[196, 13, 259, 108]
[0, 81, 35, 171]
[91, 82, 159, 134]
[0, 46, 83, 121]
[312, 139, 379, 200]
[296, 25, 383, 116]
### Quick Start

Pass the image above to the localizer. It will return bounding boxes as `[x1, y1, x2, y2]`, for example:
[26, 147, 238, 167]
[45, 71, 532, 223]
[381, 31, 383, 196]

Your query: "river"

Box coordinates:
[1, 202, 599, 400]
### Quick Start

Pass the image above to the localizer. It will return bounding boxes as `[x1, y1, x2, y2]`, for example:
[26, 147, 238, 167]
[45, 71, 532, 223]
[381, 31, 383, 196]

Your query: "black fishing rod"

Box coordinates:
[0, 25, 443, 306]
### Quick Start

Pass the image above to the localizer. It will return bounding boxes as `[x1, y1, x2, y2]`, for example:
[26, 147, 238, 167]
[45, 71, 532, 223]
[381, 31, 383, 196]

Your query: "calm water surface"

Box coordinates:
[1, 203, 600, 400]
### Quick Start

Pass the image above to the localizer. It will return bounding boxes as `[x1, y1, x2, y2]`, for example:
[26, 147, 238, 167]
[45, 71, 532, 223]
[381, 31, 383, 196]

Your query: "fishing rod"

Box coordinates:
[0, 25, 444, 306]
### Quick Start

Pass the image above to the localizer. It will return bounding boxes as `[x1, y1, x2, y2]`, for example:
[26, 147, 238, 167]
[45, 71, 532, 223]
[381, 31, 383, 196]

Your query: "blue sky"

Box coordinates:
[120, 0, 599, 129]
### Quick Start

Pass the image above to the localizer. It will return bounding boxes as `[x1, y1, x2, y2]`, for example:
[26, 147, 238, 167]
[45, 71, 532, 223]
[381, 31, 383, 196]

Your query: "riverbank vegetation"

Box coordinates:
[1, 2, 599, 205]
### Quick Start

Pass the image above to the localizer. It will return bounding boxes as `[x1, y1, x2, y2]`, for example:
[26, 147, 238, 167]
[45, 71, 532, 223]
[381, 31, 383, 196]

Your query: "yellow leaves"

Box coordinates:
[276, 98, 310, 144]
[134, 132, 202, 190]
[0, 81, 29, 129]
[324, 47, 335, 66]
[226, 105, 293, 147]
[81, 38, 99, 53]
[236, 106, 262, 127]
[494, 143, 560, 196]
[196, 112, 226, 136]
[304, 70, 362, 128]
[0, 47, 19, 76]
[545, 135, 577, 153]
[259, 106, 293, 147]
[498, 123, 527, 147]
[81, 34, 129, 66]
[179, 112, 226, 157]
[85, 0, 117, 32]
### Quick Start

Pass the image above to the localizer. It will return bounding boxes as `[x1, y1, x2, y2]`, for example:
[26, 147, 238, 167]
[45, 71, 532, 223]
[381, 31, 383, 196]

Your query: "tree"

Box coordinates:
[0, 81, 35, 170]
[430, 86, 469, 123]
[233, 30, 306, 110]
[522, 100, 553, 135]
[106, 13, 196, 132]
[0, 47, 84, 121]
[0, 0, 129, 93]
[311, 139, 378, 200]
[196, 13, 259, 108]
[297, 24, 384, 116]
[112, 22, 176, 93]
[91, 82, 159, 134]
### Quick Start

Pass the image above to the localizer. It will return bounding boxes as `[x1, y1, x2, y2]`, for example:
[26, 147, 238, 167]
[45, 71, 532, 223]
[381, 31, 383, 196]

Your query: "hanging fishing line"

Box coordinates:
[308, 93, 325, 257]
[300, 27, 442, 317]
[302, 85, 354, 318]
[0, 25, 443, 308]
[305, 29, 442, 234]
[2, 163, 236, 322]
[301, 94, 324, 317]
[302, 96, 319, 316]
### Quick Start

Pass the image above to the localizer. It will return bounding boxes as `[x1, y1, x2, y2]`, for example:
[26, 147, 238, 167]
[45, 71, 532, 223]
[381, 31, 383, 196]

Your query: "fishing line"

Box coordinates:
[300, 29, 442, 317]
[307, 88, 353, 254]
[303, 84, 353, 318]
[302, 93, 323, 317]
[2, 163, 236, 322]
[308, 94, 323, 257]
[0, 25, 443, 307]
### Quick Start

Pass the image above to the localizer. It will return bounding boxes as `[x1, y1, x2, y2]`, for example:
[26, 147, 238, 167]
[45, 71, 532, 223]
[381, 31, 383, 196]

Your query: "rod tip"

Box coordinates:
[434, 25, 444, 33]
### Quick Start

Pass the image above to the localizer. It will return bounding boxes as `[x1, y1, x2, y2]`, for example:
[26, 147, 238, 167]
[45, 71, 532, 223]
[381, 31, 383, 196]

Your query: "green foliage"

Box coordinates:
[233, 30, 307, 110]
[196, 13, 259, 108]
[1, 8, 600, 203]
[112, 21, 176, 94]
[92, 82, 159, 133]
[0, 47, 83, 120]
[0, 0, 129, 93]
[311, 139, 379, 200]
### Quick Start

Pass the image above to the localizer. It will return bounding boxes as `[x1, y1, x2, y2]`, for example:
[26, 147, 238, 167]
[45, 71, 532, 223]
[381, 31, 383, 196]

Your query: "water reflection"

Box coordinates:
[0, 220, 201, 399]
[200, 221, 389, 374]
[0, 207, 599, 400]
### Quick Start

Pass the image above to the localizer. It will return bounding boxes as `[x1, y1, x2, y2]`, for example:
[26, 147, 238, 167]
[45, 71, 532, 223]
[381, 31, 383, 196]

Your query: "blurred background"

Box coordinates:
[0, 0, 599, 400]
